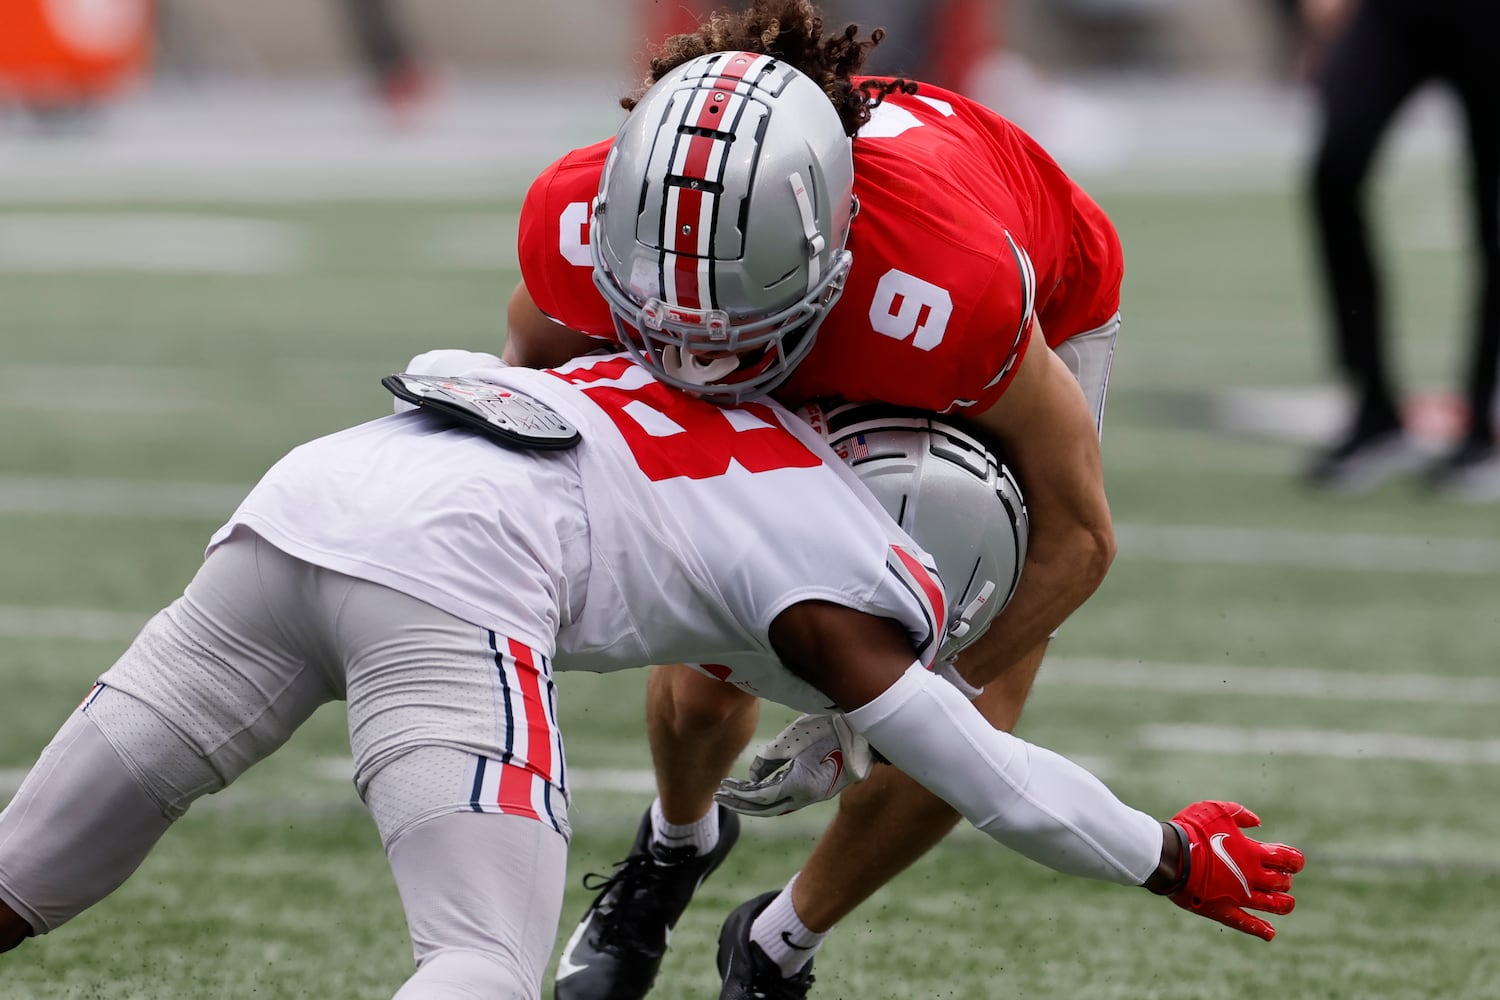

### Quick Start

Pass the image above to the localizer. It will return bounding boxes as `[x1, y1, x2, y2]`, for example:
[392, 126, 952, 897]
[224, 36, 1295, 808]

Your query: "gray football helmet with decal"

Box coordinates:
[803, 402, 1029, 661]
[590, 50, 857, 403]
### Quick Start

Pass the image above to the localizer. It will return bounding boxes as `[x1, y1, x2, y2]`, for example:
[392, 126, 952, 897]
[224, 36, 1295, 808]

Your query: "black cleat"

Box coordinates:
[717, 891, 815, 1000]
[1307, 425, 1425, 493]
[1426, 438, 1500, 501]
[554, 805, 741, 1000]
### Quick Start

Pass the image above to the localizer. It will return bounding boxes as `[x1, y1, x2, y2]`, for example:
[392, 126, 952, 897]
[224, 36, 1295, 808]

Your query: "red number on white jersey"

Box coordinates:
[555, 357, 822, 482]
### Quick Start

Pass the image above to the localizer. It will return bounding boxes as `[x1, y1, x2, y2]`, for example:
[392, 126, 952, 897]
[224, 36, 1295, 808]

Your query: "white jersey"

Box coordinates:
[209, 352, 945, 714]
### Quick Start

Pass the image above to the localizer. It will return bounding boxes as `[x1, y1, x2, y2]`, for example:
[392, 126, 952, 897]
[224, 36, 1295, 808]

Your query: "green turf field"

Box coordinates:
[2, 161, 1497, 999]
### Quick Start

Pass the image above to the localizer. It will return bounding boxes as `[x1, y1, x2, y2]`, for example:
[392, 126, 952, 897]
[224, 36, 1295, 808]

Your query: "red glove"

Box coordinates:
[1167, 800, 1305, 941]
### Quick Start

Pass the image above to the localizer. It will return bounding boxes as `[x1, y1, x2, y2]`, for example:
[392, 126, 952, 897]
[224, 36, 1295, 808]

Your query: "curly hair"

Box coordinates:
[621, 0, 918, 136]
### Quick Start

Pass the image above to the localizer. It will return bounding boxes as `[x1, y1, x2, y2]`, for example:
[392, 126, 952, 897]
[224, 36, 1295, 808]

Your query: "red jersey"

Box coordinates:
[517, 79, 1123, 414]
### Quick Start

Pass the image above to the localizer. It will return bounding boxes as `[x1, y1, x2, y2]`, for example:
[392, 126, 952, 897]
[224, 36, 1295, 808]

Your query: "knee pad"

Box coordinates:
[84, 684, 222, 819]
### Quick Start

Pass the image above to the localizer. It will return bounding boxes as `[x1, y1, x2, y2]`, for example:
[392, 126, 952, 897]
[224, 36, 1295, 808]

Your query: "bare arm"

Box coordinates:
[502, 282, 610, 368]
[959, 324, 1115, 687]
[769, 599, 917, 710]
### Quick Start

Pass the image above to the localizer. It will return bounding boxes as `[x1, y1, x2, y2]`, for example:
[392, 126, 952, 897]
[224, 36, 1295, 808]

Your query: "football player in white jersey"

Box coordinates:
[0, 352, 1303, 999]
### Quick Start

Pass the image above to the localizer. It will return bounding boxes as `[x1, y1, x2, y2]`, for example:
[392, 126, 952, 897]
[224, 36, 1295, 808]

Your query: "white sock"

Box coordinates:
[649, 798, 719, 857]
[749, 877, 826, 977]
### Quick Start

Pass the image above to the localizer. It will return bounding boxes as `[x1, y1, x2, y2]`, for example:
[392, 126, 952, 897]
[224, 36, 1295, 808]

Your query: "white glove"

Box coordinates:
[714, 714, 875, 817]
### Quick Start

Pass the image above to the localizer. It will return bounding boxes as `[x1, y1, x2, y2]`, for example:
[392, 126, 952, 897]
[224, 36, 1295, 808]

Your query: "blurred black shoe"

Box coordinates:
[717, 891, 815, 1000]
[1307, 425, 1425, 493]
[555, 806, 740, 1000]
[1426, 438, 1500, 502]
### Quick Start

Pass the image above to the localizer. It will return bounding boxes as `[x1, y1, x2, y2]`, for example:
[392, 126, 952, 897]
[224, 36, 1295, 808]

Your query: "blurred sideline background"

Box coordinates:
[0, 0, 1460, 192]
[2, 2, 1497, 998]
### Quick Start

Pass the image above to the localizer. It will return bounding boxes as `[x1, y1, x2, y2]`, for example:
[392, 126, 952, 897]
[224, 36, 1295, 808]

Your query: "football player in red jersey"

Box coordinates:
[500, 4, 1176, 996]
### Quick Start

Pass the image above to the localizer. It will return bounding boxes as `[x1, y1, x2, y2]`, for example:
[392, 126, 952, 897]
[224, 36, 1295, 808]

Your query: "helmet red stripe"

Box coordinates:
[691, 89, 732, 134]
[590, 50, 855, 400]
[712, 51, 764, 84]
[672, 251, 703, 309]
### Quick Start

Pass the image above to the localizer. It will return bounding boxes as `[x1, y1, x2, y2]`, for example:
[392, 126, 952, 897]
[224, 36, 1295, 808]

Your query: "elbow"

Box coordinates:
[1091, 523, 1117, 583]
[1024, 516, 1114, 593]
[1082, 523, 1116, 590]
[1059, 521, 1114, 595]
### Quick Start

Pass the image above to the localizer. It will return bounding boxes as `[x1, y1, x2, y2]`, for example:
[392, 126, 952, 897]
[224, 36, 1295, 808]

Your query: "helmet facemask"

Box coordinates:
[590, 51, 857, 404]
[590, 236, 852, 403]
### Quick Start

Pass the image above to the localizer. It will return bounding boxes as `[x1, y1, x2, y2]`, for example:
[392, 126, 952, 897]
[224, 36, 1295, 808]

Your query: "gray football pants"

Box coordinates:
[0, 532, 568, 998]
[1057, 311, 1120, 435]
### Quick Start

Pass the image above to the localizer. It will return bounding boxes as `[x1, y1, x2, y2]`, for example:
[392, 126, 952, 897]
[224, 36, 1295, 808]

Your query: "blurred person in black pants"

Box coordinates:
[1304, 0, 1500, 499]
[340, 0, 433, 120]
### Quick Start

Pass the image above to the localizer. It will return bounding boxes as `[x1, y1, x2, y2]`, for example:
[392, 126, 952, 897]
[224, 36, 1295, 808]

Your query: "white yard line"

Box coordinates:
[1138, 723, 1500, 766]
[0, 365, 208, 416]
[411, 213, 521, 271]
[311, 757, 660, 795]
[0, 361, 408, 417]
[2, 470, 1497, 577]
[8, 762, 1498, 875]
[0, 213, 306, 273]
[0, 761, 665, 800]
[0, 77, 1455, 203]
[0, 605, 151, 643]
[1116, 523, 1500, 575]
[3, 601, 1491, 714]
[1044, 657, 1500, 705]
[1318, 852, 1500, 875]
[0, 476, 242, 519]
[0, 80, 617, 203]
[3, 460, 1493, 575]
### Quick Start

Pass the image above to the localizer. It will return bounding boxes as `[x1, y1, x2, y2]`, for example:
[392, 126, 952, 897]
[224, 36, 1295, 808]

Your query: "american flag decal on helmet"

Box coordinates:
[886, 545, 946, 663]
[835, 433, 870, 462]
[658, 51, 778, 314]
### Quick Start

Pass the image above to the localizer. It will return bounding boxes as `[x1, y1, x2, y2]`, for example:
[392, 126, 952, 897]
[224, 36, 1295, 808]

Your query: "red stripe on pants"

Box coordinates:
[507, 637, 553, 783]
[497, 762, 541, 821]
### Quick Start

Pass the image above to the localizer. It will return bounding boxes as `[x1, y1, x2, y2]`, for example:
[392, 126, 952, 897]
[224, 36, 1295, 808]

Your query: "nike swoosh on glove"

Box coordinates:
[1169, 800, 1306, 941]
[714, 714, 873, 817]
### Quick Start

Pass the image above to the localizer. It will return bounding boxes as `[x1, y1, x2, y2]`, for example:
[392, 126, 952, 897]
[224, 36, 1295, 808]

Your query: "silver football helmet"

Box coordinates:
[803, 402, 1029, 661]
[591, 51, 857, 403]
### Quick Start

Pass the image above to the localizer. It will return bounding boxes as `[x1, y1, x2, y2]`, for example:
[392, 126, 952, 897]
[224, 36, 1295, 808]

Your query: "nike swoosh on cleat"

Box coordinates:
[1209, 832, 1252, 897]
[555, 913, 594, 981]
